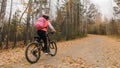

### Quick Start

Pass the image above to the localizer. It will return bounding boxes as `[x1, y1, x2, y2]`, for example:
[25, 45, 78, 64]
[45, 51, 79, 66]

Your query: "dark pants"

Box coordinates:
[37, 30, 48, 51]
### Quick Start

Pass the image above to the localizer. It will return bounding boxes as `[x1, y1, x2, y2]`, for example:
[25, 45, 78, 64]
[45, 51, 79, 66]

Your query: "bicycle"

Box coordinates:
[25, 32, 57, 64]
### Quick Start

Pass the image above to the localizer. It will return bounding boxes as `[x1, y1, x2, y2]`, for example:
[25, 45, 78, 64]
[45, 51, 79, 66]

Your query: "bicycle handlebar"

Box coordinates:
[47, 32, 55, 35]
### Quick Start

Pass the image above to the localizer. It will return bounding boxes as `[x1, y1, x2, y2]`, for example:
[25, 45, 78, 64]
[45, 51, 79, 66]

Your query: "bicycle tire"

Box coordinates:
[25, 42, 41, 64]
[49, 41, 57, 56]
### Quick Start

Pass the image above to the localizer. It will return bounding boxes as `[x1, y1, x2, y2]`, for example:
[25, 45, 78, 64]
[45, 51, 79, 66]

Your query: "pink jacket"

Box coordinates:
[34, 17, 48, 32]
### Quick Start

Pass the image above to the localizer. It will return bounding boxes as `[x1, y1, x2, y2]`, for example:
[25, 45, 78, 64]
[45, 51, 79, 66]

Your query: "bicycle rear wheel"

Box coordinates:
[49, 41, 57, 56]
[25, 42, 41, 64]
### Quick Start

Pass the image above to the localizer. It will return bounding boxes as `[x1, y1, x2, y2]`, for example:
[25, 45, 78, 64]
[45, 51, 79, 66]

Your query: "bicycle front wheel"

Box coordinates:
[25, 42, 41, 64]
[49, 41, 57, 56]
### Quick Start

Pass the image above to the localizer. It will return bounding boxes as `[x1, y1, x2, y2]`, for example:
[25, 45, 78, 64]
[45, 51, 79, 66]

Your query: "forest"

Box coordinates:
[0, 0, 120, 49]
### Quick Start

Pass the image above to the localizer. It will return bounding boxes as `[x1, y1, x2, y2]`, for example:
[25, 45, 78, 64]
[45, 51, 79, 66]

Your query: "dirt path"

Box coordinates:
[0, 34, 120, 68]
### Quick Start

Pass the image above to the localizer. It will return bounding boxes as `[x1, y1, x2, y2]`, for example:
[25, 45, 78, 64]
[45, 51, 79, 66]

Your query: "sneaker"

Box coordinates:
[45, 52, 52, 55]
[45, 51, 51, 55]
[45, 52, 49, 55]
[42, 48, 51, 55]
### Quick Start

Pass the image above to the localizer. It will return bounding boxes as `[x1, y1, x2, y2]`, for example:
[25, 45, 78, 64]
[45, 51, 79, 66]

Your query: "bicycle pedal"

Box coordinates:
[45, 53, 49, 55]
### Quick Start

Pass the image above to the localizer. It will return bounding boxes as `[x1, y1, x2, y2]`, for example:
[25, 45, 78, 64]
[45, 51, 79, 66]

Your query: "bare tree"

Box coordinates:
[24, 0, 32, 45]
[0, 0, 7, 48]
[19, 2, 30, 24]
[6, 0, 13, 49]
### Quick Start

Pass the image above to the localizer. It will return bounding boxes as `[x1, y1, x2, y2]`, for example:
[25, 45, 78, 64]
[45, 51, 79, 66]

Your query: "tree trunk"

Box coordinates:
[12, 13, 17, 49]
[0, 0, 7, 48]
[39, 0, 43, 16]
[19, 2, 30, 24]
[24, 0, 32, 45]
[6, 0, 13, 49]
[13, 31, 17, 49]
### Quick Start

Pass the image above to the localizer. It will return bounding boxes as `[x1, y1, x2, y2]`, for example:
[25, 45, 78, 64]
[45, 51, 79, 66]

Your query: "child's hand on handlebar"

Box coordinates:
[52, 29, 56, 33]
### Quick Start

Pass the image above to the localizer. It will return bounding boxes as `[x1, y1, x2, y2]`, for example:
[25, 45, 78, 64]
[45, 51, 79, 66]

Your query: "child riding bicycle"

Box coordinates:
[34, 14, 56, 54]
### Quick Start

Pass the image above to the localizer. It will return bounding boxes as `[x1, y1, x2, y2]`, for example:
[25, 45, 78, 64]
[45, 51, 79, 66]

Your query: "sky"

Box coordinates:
[6, 0, 118, 21]
[6, 0, 58, 20]
[90, 0, 118, 20]
[6, 0, 25, 18]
